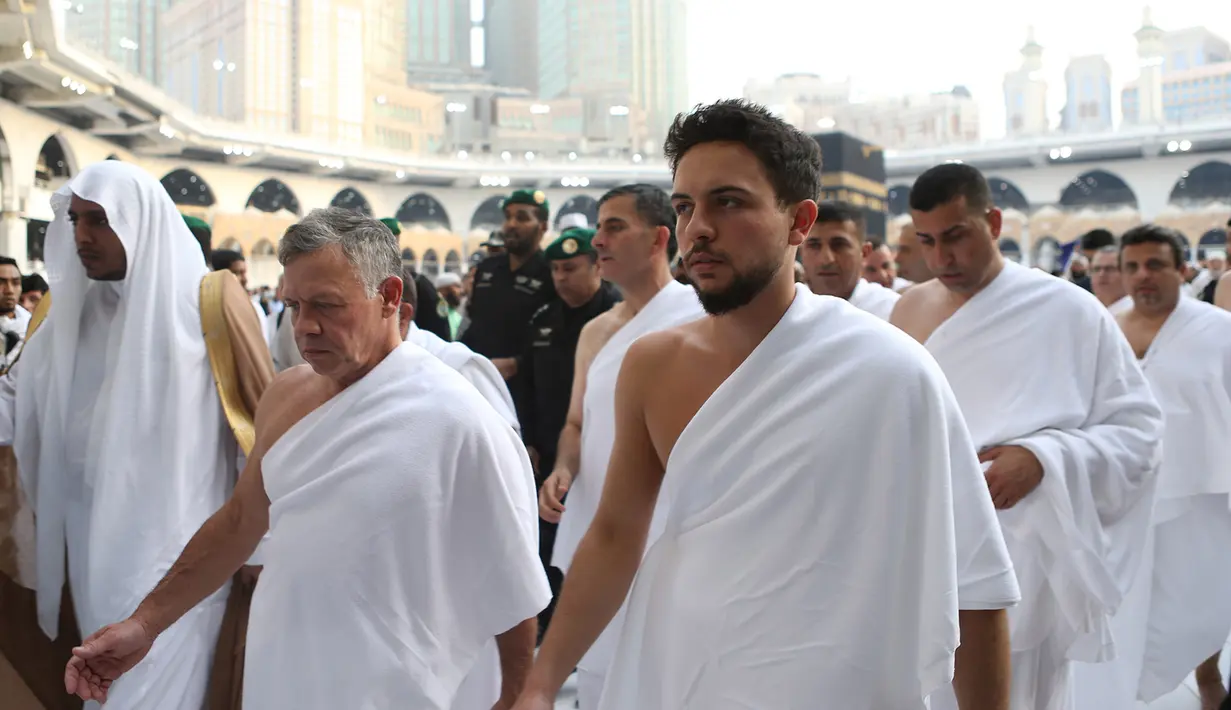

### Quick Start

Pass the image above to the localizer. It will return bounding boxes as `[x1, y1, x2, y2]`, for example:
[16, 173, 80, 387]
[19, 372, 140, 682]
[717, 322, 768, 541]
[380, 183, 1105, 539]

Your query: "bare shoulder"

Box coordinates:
[254, 365, 337, 452]
[892, 278, 943, 312]
[623, 321, 697, 374]
[578, 304, 631, 354]
[582, 303, 630, 341]
[1216, 272, 1231, 311]
[888, 279, 947, 338]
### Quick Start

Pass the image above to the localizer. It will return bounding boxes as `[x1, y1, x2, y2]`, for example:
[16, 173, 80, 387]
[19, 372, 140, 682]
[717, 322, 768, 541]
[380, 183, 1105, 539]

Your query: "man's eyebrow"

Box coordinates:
[672, 186, 751, 201]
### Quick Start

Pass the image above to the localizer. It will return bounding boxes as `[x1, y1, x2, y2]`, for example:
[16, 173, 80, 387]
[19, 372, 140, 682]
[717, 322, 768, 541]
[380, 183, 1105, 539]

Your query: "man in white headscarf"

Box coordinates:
[0, 160, 273, 710]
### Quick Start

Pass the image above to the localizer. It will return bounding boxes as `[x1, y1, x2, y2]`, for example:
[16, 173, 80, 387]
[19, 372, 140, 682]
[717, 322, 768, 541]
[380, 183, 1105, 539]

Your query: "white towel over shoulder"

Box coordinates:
[245, 342, 549, 710]
[600, 286, 983, 709]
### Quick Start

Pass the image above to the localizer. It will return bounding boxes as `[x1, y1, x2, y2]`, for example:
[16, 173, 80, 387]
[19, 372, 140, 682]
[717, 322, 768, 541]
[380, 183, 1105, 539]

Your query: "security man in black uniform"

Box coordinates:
[518, 227, 620, 635]
[461, 189, 557, 422]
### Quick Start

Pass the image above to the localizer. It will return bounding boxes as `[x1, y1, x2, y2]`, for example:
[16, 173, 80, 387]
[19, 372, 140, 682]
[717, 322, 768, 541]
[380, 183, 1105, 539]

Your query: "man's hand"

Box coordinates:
[538, 468, 573, 523]
[509, 689, 555, 710]
[64, 618, 155, 702]
[980, 445, 1044, 509]
[492, 357, 518, 380]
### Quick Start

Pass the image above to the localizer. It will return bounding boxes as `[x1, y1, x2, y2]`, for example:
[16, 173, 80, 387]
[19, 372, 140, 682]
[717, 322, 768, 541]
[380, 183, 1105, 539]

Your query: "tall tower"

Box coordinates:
[1002, 27, 1050, 136]
[1133, 6, 1166, 125]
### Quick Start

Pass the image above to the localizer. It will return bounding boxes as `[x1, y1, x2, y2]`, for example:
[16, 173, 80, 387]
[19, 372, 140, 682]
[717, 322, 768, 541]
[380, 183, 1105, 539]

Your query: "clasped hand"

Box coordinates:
[979, 445, 1044, 509]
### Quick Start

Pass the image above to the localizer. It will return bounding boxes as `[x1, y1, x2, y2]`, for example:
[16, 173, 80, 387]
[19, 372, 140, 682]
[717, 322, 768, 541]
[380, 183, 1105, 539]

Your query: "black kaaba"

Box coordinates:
[810, 132, 888, 244]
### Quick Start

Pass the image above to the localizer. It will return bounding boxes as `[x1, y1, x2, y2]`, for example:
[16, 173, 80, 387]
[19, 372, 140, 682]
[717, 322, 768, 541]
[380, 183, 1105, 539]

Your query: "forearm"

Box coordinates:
[953, 609, 1011, 710]
[553, 422, 581, 477]
[132, 498, 265, 637]
[524, 521, 645, 695]
[495, 617, 537, 703]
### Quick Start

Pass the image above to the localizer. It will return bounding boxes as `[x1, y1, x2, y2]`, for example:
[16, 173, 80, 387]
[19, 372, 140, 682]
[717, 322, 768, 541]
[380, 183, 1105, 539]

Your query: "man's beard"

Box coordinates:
[443, 292, 461, 308]
[504, 232, 537, 257]
[692, 259, 780, 315]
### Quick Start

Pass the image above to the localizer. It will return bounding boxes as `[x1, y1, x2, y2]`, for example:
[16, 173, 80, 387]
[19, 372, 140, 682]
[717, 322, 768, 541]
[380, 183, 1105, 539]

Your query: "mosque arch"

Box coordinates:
[245, 178, 301, 215]
[401, 247, 418, 265]
[554, 195, 599, 229]
[470, 195, 506, 231]
[26, 220, 49, 262]
[330, 187, 373, 215]
[396, 193, 451, 230]
[251, 239, 277, 258]
[161, 168, 217, 207]
[444, 250, 462, 274]
[1032, 236, 1062, 272]
[1198, 228, 1227, 260]
[217, 238, 243, 254]
[34, 134, 73, 188]
[421, 249, 440, 278]
[105, 154, 121, 161]
[998, 238, 1023, 263]
[1169, 161, 1231, 205]
[1174, 231, 1194, 262]
[886, 184, 912, 216]
[1058, 170, 1138, 210]
[988, 177, 1030, 212]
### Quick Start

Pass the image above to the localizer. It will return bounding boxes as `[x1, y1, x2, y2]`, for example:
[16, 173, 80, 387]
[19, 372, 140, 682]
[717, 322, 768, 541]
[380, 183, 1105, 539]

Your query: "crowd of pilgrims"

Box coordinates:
[0, 98, 1228, 710]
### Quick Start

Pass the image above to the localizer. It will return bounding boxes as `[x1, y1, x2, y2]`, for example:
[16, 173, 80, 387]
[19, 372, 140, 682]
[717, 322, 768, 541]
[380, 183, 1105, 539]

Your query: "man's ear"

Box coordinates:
[379, 276, 403, 317]
[398, 302, 413, 340]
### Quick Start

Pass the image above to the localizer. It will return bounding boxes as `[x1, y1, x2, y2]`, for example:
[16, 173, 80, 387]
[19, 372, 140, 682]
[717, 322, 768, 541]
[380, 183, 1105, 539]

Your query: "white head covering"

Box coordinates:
[15, 160, 230, 635]
[435, 272, 462, 289]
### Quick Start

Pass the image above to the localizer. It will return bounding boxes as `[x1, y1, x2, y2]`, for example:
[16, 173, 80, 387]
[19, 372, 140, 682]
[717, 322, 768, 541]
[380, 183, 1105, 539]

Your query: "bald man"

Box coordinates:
[863, 243, 898, 289]
[894, 221, 930, 289]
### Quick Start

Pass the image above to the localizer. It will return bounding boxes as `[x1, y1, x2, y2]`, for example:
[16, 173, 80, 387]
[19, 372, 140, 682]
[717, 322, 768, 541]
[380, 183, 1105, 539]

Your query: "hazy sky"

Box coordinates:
[685, 1, 1231, 138]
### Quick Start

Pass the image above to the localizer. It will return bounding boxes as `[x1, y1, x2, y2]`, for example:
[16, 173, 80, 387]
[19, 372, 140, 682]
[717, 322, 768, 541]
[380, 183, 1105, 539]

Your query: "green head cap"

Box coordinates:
[544, 227, 596, 261]
[501, 189, 550, 220]
[182, 215, 211, 235]
[379, 217, 402, 236]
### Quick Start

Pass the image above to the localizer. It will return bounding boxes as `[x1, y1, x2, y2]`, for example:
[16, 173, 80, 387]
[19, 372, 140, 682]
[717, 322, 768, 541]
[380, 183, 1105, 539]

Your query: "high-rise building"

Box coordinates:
[406, 0, 487, 84]
[485, 0, 540, 94]
[1122, 19, 1231, 126]
[1061, 55, 1113, 133]
[744, 73, 853, 131]
[64, 0, 164, 86]
[1002, 27, 1049, 136]
[830, 87, 980, 150]
[1161, 26, 1231, 72]
[631, 0, 688, 149]
[161, 0, 444, 152]
[533, 0, 686, 154]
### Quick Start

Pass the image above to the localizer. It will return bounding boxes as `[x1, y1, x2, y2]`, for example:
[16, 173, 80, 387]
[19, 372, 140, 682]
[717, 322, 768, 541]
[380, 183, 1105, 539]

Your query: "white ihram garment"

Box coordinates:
[1075, 297, 1231, 705]
[408, 321, 518, 432]
[550, 280, 703, 706]
[1108, 295, 1133, 316]
[599, 287, 975, 709]
[849, 278, 901, 320]
[404, 324, 522, 709]
[7, 161, 234, 710]
[245, 342, 549, 710]
[923, 261, 1163, 710]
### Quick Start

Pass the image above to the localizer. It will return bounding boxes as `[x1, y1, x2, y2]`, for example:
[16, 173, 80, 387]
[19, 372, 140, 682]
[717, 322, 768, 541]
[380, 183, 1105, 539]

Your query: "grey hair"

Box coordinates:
[278, 207, 402, 296]
[1096, 245, 1119, 256]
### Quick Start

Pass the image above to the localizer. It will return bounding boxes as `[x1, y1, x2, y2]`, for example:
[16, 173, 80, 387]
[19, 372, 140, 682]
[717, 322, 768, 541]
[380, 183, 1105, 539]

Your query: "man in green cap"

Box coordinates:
[183, 215, 212, 264]
[461, 190, 557, 420]
[378, 217, 452, 341]
[517, 228, 620, 639]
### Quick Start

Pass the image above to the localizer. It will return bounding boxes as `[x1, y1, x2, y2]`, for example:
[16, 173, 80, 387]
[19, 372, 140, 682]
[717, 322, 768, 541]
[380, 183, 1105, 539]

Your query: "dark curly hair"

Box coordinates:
[663, 99, 822, 207]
